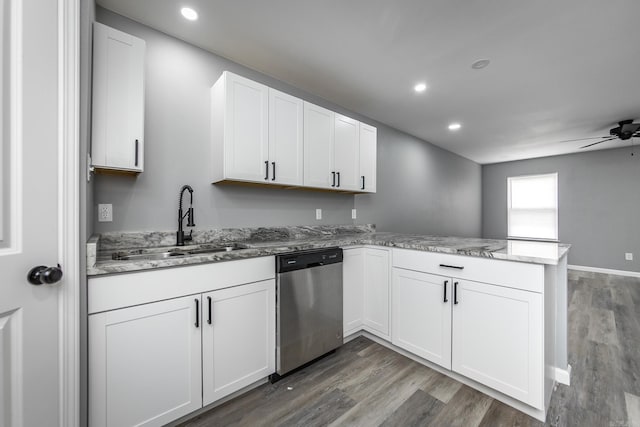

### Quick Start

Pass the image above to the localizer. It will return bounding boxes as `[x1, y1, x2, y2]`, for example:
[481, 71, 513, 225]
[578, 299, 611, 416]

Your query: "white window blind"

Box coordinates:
[507, 173, 558, 241]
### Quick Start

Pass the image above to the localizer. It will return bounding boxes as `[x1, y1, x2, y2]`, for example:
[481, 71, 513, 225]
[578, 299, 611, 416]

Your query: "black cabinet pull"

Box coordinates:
[443, 280, 449, 303]
[207, 296, 212, 325]
[272, 162, 276, 181]
[134, 139, 139, 167]
[454, 282, 459, 305]
[195, 298, 200, 328]
[337, 172, 340, 187]
[439, 263, 464, 270]
[361, 176, 365, 190]
[264, 161, 269, 180]
[332, 172, 336, 187]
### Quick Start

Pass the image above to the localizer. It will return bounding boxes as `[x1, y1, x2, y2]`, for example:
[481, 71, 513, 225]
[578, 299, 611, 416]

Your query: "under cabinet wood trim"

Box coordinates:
[88, 256, 275, 314]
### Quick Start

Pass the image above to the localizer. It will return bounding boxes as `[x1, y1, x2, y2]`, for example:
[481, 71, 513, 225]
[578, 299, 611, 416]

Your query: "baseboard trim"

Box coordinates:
[568, 265, 640, 278]
[553, 364, 571, 386]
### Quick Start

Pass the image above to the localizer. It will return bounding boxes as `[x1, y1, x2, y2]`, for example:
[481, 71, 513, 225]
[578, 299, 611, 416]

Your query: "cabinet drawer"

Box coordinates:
[392, 249, 543, 293]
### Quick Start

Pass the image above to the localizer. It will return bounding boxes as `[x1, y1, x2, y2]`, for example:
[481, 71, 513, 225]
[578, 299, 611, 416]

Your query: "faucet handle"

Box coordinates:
[185, 230, 193, 242]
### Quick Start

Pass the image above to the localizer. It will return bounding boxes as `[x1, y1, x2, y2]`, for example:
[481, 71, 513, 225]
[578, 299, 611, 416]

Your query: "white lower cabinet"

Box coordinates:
[202, 280, 275, 406]
[343, 248, 365, 336]
[342, 247, 390, 339]
[363, 248, 391, 338]
[391, 269, 452, 369]
[451, 279, 543, 409]
[89, 295, 202, 427]
[89, 276, 276, 427]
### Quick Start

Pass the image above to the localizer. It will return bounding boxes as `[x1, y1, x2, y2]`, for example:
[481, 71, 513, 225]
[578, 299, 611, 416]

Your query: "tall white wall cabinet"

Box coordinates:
[91, 23, 145, 173]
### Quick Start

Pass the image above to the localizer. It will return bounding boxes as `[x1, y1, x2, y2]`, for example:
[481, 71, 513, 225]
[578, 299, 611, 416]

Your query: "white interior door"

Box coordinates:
[1, 0, 69, 426]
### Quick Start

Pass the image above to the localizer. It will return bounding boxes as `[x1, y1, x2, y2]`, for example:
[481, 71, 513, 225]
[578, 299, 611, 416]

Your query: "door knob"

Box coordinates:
[28, 264, 63, 285]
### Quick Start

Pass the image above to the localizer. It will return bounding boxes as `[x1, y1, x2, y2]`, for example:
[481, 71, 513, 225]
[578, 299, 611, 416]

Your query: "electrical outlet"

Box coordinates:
[315, 209, 322, 220]
[98, 204, 113, 222]
[352, 209, 357, 219]
[625, 253, 633, 261]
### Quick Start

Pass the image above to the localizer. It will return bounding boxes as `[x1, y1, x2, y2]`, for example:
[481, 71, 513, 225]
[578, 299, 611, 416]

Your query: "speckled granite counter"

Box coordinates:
[87, 225, 570, 276]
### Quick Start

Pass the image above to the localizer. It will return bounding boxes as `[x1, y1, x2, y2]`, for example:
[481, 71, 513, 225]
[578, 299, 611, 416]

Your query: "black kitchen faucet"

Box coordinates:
[177, 185, 195, 246]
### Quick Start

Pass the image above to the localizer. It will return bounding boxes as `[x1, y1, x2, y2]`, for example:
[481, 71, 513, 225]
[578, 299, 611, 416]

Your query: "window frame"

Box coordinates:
[507, 172, 559, 242]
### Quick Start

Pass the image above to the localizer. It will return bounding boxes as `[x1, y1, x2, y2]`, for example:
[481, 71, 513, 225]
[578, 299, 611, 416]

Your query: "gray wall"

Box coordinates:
[483, 146, 640, 272]
[355, 127, 482, 236]
[94, 7, 482, 238]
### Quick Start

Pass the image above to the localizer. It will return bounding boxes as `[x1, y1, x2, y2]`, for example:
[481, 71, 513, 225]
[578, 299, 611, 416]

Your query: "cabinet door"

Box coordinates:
[363, 248, 390, 338]
[343, 248, 365, 336]
[334, 114, 360, 191]
[269, 89, 303, 185]
[392, 269, 451, 369]
[359, 123, 377, 193]
[303, 102, 335, 189]
[202, 280, 275, 406]
[89, 295, 202, 427]
[91, 22, 145, 172]
[223, 72, 269, 182]
[452, 280, 543, 409]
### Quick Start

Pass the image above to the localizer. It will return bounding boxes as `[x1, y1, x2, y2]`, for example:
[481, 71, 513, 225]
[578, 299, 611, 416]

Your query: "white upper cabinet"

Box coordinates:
[211, 71, 269, 183]
[359, 122, 377, 193]
[334, 114, 361, 191]
[268, 89, 304, 185]
[303, 101, 335, 189]
[211, 72, 377, 192]
[91, 22, 146, 173]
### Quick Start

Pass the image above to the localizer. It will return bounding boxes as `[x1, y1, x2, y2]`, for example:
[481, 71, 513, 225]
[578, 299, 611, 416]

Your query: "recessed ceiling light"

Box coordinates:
[471, 59, 490, 70]
[448, 123, 462, 131]
[181, 7, 198, 21]
[414, 83, 427, 93]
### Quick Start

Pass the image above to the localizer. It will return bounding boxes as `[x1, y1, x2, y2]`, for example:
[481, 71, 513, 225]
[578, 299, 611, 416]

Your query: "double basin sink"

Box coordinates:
[111, 243, 249, 261]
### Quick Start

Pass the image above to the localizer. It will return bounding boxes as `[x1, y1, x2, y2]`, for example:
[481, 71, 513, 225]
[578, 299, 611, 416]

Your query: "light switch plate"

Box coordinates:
[315, 209, 322, 220]
[352, 209, 357, 219]
[98, 204, 113, 222]
[625, 253, 633, 261]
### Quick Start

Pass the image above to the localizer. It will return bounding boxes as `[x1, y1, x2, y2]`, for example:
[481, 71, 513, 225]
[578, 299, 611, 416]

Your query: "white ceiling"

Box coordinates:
[97, 0, 640, 164]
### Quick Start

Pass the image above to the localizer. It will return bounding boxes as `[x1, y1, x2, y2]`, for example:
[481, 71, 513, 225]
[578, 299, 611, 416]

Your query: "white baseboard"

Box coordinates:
[553, 364, 571, 386]
[568, 265, 640, 278]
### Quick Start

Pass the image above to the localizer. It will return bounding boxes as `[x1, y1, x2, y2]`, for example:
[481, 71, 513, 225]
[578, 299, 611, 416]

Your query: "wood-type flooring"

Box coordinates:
[179, 270, 640, 427]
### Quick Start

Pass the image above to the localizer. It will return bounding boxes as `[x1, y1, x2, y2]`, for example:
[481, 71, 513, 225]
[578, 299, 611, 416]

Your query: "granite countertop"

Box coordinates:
[87, 225, 570, 276]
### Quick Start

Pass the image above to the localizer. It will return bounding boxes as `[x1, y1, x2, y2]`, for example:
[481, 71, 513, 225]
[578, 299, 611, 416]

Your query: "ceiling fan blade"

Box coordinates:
[580, 137, 618, 149]
[557, 136, 610, 143]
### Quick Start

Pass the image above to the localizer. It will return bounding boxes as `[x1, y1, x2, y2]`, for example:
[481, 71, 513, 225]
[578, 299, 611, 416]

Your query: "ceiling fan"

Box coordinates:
[560, 120, 640, 148]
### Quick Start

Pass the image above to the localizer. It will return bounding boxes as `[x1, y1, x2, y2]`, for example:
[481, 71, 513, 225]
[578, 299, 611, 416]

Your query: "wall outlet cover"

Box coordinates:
[315, 209, 322, 220]
[98, 204, 113, 222]
[625, 253, 633, 261]
[352, 209, 357, 219]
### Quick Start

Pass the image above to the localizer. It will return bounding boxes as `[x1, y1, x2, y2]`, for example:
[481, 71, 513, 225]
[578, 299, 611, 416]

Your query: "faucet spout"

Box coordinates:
[177, 185, 195, 246]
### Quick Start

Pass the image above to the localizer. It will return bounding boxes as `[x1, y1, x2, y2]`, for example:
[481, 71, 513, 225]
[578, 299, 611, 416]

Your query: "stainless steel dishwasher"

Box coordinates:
[274, 247, 343, 378]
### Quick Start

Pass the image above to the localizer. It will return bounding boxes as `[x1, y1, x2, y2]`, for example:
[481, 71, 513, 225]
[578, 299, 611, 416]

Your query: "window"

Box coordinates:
[507, 173, 558, 241]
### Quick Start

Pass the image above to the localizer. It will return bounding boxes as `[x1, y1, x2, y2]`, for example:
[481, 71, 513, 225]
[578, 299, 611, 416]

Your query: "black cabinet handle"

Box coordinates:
[134, 139, 139, 167]
[337, 172, 340, 187]
[439, 263, 464, 270]
[332, 172, 336, 187]
[207, 296, 212, 325]
[443, 280, 449, 303]
[195, 298, 200, 328]
[272, 162, 276, 181]
[264, 161, 269, 180]
[361, 176, 365, 190]
[454, 282, 459, 305]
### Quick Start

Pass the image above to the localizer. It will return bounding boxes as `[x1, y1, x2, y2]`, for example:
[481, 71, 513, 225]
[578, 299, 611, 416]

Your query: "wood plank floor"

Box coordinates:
[179, 270, 640, 427]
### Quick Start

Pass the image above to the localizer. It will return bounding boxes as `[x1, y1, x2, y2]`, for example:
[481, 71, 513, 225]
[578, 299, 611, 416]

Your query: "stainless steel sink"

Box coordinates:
[111, 243, 249, 261]
[112, 251, 187, 261]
